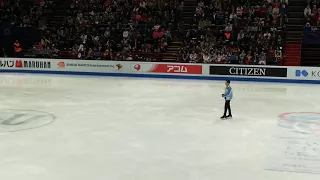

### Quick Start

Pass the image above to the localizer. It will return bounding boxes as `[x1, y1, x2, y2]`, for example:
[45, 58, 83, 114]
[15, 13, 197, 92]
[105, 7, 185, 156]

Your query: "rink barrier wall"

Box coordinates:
[0, 58, 320, 84]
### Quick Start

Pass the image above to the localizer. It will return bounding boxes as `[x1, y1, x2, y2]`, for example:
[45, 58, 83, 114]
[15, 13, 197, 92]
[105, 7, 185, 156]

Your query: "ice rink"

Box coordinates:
[0, 73, 319, 180]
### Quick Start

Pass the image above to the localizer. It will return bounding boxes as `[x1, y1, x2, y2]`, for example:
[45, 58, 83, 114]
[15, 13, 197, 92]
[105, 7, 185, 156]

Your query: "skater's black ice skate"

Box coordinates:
[220, 116, 227, 119]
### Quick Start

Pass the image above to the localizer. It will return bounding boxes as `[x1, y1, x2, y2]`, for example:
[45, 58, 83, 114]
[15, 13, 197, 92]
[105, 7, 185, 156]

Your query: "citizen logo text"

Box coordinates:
[229, 67, 266, 76]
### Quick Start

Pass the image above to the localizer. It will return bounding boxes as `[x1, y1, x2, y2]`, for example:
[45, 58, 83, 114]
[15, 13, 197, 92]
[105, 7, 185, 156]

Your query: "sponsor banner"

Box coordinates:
[289, 67, 320, 80]
[131, 63, 202, 75]
[210, 66, 287, 77]
[0, 58, 125, 73]
[5, 58, 320, 83]
[55, 60, 124, 72]
[0, 58, 52, 69]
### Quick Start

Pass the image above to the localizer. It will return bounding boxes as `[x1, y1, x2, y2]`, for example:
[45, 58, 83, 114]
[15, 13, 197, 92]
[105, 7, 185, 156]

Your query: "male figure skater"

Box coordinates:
[221, 80, 233, 119]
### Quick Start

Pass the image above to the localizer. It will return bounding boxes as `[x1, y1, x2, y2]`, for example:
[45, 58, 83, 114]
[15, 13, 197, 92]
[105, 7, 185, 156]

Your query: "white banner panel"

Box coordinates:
[0, 58, 54, 70]
[287, 67, 320, 80]
[3, 57, 320, 83]
[0, 58, 130, 73]
[130, 63, 154, 73]
[53, 59, 126, 73]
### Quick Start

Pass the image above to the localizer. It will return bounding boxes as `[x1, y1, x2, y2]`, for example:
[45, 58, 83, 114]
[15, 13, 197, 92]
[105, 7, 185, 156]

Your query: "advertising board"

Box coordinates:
[131, 63, 202, 75]
[54, 60, 124, 72]
[288, 68, 320, 80]
[1, 57, 320, 84]
[0, 58, 52, 69]
[210, 66, 287, 77]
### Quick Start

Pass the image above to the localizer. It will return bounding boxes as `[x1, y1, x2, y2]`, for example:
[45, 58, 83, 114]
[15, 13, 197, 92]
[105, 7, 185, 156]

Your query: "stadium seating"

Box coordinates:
[0, 0, 289, 65]
[178, 0, 287, 65]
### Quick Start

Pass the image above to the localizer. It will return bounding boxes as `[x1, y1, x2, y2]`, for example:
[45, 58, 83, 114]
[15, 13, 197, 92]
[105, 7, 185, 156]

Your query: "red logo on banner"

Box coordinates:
[134, 64, 141, 71]
[149, 64, 202, 74]
[57, 62, 65, 68]
[15, 60, 23, 68]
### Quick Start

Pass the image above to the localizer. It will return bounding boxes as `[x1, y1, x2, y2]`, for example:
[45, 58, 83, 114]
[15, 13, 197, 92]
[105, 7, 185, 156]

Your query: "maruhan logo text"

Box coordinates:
[229, 67, 266, 76]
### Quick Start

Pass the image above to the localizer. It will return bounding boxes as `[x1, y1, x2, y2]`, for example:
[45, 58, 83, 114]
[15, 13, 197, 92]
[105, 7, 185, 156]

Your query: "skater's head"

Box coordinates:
[225, 80, 230, 86]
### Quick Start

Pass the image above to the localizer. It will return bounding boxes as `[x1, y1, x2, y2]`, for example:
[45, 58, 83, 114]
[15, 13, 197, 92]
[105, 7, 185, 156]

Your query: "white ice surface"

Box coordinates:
[0, 74, 319, 180]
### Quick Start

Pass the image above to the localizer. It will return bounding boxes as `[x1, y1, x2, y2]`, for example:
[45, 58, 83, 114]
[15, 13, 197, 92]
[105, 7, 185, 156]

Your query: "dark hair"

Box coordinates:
[226, 80, 230, 84]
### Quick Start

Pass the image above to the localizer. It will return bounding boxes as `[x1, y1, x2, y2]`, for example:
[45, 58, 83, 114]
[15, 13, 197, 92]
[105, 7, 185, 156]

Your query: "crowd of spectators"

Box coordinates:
[304, 0, 320, 27]
[0, 0, 54, 28]
[0, 0, 55, 56]
[1, 0, 288, 65]
[178, 0, 287, 65]
[32, 0, 180, 61]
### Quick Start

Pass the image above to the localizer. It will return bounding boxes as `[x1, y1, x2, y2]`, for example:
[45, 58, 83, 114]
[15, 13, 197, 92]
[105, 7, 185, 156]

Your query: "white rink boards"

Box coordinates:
[0, 74, 319, 180]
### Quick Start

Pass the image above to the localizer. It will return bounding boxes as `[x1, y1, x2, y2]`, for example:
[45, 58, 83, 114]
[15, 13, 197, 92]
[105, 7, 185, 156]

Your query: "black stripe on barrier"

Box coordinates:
[210, 66, 287, 77]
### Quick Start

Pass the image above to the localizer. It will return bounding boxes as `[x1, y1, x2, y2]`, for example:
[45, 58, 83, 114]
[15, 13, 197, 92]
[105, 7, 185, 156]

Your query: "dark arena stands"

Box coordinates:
[0, 0, 292, 65]
[1, 0, 305, 66]
[302, 0, 320, 66]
